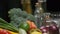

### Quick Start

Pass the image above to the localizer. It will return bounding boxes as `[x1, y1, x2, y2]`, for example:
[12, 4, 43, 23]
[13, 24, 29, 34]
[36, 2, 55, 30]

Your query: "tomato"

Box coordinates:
[0, 29, 11, 34]
[27, 20, 37, 29]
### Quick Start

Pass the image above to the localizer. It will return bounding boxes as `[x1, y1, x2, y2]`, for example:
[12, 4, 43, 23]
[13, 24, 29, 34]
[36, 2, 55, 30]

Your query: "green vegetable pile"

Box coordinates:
[8, 8, 36, 28]
[0, 8, 36, 33]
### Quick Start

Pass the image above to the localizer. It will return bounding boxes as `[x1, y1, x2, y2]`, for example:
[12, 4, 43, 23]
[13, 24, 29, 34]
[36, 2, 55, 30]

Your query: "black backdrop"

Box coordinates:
[47, 0, 60, 13]
[0, 0, 60, 22]
[0, 0, 22, 22]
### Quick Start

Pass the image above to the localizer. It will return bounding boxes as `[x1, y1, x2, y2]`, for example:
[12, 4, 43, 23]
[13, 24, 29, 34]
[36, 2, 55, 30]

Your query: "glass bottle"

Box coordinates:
[34, 3, 40, 28]
[43, 13, 51, 26]
[34, 2, 44, 28]
[38, 0, 47, 12]
[34, 0, 47, 28]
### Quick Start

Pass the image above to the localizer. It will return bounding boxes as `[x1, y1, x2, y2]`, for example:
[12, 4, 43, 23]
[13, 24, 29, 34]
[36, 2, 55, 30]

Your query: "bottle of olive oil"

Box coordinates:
[21, 0, 32, 14]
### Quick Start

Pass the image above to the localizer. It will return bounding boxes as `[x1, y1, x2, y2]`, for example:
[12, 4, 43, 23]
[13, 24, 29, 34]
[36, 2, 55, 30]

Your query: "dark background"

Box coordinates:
[0, 0, 60, 22]
[47, 0, 60, 14]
